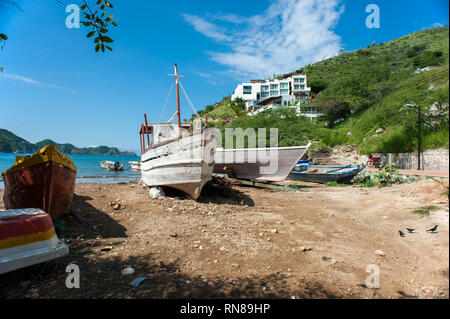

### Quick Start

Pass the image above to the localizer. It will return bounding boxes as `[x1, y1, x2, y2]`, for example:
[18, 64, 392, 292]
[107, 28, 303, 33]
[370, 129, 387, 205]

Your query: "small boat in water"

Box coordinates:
[2, 145, 77, 220]
[214, 143, 311, 182]
[139, 64, 217, 199]
[288, 161, 366, 183]
[0, 208, 69, 274]
[100, 160, 124, 171]
[129, 161, 141, 171]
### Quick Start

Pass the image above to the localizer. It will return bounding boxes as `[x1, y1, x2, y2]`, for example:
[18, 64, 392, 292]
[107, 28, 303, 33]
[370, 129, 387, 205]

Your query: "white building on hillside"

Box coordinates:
[231, 75, 311, 111]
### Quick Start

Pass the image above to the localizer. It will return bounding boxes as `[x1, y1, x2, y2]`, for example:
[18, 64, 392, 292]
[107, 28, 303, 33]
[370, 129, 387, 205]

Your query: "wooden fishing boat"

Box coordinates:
[128, 161, 141, 171]
[139, 65, 217, 199]
[0, 208, 69, 274]
[288, 162, 366, 183]
[100, 160, 124, 171]
[214, 143, 311, 182]
[2, 145, 77, 220]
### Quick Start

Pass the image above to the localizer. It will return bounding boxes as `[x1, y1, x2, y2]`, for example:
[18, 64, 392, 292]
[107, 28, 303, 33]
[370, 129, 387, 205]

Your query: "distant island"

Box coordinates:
[0, 129, 137, 156]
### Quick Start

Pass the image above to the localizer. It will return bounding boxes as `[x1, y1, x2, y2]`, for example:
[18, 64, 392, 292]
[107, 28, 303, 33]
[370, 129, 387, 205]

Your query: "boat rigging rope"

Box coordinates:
[158, 82, 174, 123]
[178, 79, 201, 118]
[167, 110, 178, 123]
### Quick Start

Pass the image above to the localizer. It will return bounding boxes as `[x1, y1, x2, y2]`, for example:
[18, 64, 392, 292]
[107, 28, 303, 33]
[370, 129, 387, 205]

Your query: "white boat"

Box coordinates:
[100, 160, 124, 171]
[0, 208, 68, 275]
[129, 161, 141, 171]
[214, 143, 311, 182]
[139, 65, 217, 199]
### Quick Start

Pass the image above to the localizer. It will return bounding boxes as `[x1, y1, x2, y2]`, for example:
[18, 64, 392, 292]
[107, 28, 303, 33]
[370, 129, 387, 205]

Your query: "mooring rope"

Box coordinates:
[158, 82, 174, 123]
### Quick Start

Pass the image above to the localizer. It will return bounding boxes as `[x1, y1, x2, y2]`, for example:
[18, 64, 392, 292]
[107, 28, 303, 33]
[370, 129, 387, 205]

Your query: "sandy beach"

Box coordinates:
[0, 178, 448, 299]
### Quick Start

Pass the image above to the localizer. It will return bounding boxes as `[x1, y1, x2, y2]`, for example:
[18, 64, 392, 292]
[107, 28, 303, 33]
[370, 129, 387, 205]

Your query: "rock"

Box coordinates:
[219, 246, 226, 251]
[347, 131, 352, 136]
[149, 187, 165, 199]
[101, 246, 113, 251]
[376, 128, 384, 134]
[231, 263, 240, 268]
[169, 232, 177, 237]
[121, 267, 135, 275]
[299, 246, 312, 252]
[270, 229, 278, 234]
[375, 250, 385, 257]
[113, 204, 121, 210]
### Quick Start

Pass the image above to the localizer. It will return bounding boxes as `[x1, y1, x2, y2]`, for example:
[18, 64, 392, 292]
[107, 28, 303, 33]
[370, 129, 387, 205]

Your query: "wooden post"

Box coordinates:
[144, 113, 150, 148]
[141, 124, 145, 152]
[169, 64, 185, 138]
[174, 64, 182, 137]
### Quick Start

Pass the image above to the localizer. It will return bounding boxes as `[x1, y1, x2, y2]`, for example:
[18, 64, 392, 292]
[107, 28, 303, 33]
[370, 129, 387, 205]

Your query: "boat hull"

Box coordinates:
[288, 164, 365, 183]
[2, 146, 77, 220]
[140, 129, 217, 199]
[0, 208, 68, 274]
[214, 144, 310, 182]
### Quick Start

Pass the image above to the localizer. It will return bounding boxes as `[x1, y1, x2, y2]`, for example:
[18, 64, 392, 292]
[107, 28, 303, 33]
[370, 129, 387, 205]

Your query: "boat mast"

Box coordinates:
[169, 64, 184, 137]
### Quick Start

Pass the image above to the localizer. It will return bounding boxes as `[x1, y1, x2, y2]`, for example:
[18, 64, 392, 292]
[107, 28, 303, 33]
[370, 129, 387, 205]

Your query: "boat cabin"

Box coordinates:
[139, 123, 192, 152]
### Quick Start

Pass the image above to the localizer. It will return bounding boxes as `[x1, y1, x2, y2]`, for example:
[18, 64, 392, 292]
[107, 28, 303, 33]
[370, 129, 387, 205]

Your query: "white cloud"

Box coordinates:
[182, 14, 231, 42]
[1, 72, 73, 91]
[183, 0, 344, 80]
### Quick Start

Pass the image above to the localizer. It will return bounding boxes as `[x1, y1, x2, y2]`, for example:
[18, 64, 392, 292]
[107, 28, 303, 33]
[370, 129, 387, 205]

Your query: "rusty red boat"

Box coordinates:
[2, 145, 77, 220]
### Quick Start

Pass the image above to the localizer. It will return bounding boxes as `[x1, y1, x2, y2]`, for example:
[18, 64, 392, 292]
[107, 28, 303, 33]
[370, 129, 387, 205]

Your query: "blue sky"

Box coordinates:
[0, 0, 448, 153]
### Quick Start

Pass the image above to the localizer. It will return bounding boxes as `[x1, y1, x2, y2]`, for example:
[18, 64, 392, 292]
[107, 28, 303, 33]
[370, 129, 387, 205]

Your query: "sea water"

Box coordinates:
[0, 153, 141, 188]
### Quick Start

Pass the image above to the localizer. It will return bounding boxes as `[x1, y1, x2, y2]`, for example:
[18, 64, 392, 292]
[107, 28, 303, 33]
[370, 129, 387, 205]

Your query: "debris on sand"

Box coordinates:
[375, 250, 385, 257]
[121, 267, 135, 275]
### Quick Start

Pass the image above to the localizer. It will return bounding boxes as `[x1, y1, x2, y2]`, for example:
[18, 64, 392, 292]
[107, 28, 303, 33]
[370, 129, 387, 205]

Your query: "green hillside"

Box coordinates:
[195, 27, 449, 153]
[0, 129, 36, 153]
[0, 130, 136, 156]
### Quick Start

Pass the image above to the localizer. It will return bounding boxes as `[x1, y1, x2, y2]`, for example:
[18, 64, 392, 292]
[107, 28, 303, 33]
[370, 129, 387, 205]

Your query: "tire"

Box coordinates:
[366, 160, 373, 167]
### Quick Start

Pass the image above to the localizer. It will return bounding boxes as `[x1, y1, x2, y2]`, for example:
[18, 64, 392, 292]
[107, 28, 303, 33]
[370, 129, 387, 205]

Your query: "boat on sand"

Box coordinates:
[214, 143, 311, 182]
[139, 64, 217, 199]
[288, 162, 366, 183]
[2, 145, 77, 220]
[0, 208, 68, 274]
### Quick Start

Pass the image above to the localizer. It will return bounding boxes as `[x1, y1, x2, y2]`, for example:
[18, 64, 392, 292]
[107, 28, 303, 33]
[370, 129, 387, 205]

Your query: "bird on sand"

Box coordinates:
[399, 230, 406, 237]
[426, 225, 439, 232]
[406, 228, 416, 233]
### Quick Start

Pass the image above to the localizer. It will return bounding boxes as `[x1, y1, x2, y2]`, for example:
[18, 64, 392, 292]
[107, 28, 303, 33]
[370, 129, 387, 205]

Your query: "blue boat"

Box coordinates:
[288, 161, 366, 183]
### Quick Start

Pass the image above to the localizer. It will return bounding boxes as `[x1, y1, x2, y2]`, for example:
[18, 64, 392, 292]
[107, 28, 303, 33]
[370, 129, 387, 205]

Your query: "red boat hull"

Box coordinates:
[3, 162, 76, 220]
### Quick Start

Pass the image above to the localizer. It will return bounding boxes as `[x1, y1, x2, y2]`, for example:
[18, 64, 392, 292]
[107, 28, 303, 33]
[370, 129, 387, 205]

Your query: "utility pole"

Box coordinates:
[417, 104, 421, 170]
[404, 104, 422, 170]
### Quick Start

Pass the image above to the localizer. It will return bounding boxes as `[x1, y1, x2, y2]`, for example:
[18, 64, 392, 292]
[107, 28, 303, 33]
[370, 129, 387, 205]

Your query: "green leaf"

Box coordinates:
[95, 43, 100, 52]
[81, 21, 92, 27]
[101, 43, 105, 52]
[106, 45, 113, 51]
[96, 0, 101, 4]
[0, 34, 8, 40]
[111, 21, 117, 27]
[87, 31, 96, 38]
[99, 28, 108, 33]
[80, 4, 87, 10]
[94, 37, 100, 43]
[101, 36, 114, 43]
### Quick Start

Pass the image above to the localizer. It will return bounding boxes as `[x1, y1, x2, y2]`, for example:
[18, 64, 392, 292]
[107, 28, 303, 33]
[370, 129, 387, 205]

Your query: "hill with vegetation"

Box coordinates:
[193, 27, 449, 154]
[0, 130, 136, 156]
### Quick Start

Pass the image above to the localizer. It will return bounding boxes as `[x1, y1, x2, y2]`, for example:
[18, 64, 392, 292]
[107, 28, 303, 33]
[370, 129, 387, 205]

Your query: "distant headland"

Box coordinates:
[0, 129, 137, 156]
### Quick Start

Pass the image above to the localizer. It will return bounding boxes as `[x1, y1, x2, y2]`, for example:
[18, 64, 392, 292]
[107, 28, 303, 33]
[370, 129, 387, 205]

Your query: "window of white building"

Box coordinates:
[243, 86, 252, 94]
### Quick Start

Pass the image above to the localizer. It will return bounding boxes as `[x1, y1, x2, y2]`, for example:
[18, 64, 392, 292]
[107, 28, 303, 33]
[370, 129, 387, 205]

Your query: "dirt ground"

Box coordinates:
[0, 177, 448, 299]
